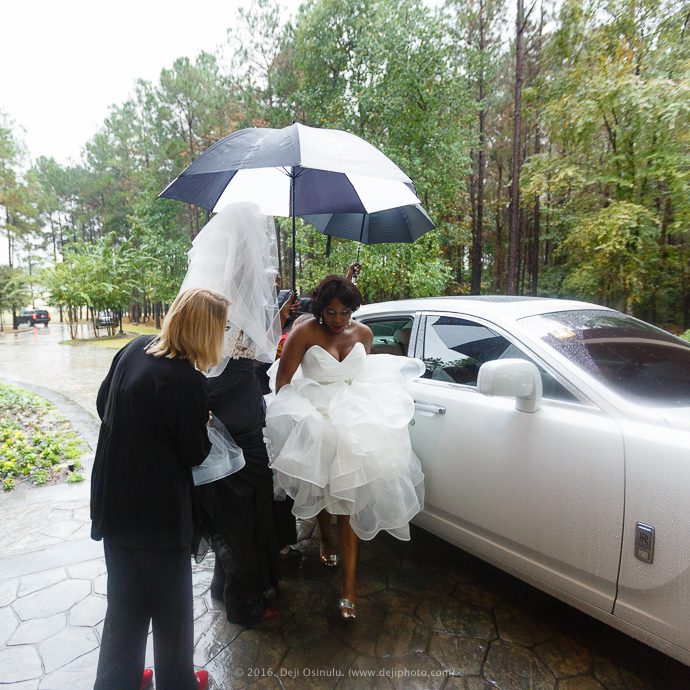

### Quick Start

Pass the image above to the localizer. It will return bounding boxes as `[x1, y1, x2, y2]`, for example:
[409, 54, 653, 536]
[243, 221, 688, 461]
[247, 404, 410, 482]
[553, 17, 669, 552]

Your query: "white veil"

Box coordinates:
[180, 202, 282, 374]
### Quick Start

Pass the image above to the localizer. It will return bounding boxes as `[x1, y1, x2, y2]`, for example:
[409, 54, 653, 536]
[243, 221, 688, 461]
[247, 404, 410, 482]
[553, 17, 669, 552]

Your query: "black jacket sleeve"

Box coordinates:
[96, 342, 129, 420]
[173, 372, 212, 468]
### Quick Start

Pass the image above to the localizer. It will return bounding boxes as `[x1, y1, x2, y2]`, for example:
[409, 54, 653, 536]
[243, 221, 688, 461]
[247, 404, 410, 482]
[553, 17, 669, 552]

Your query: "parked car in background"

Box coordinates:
[96, 311, 117, 328]
[355, 296, 690, 665]
[14, 309, 50, 328]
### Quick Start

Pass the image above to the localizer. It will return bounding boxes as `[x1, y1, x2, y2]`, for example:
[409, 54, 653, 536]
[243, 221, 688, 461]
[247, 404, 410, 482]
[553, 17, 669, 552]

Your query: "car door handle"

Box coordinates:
[414, 401, 446, 415]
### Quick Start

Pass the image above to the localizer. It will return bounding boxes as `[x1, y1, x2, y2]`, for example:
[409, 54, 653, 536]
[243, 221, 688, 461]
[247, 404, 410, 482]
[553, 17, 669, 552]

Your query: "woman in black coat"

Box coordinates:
[179, 202, 300, 627]
[197, 291, 301, 626]
[91, 287, 228, 690]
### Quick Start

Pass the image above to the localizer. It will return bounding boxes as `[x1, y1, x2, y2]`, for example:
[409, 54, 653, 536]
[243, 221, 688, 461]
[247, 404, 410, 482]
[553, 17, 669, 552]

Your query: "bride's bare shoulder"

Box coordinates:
[353, 320, 373, 346]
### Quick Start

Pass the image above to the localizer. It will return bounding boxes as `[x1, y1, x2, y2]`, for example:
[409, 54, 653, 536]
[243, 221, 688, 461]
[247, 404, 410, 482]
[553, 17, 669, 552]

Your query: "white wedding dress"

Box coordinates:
[263, 342, 425, 541]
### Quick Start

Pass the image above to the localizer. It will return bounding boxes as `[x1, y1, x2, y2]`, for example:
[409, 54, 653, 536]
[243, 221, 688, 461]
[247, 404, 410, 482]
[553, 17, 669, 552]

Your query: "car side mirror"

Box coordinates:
[477, 359, 542, 413]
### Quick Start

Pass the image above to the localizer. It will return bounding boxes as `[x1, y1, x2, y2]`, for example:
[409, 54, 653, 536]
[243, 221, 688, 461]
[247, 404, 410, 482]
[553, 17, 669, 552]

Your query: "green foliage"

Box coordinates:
[41, 237, 135, 338]
[291, 0, 473, 225]
[0, 384, 85, 491]
[291, 219, 452, 301]
[523, 0, 690, 319]
[558, 201, 659, 311]
[129, 195, 191, 306]
[0, 111, 41, 267]
[0, 266, 30, 315]
[10, 0, 690, 330]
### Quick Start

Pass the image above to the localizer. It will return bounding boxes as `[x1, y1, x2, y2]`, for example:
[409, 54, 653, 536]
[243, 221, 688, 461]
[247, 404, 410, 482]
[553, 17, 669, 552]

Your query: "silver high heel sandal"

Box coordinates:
[320, 543, 339, 567]
[339, 598, 356, 620]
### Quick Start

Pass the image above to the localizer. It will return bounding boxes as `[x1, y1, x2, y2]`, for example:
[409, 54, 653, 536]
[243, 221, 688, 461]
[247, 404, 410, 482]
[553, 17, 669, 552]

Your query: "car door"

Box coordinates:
[408, 311, 626, 613]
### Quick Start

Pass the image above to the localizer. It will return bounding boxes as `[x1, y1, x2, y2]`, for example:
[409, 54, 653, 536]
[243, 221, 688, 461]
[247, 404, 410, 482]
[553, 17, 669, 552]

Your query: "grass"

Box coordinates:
[62, 321, 161, 348]
[0, 383, 86, 491]
[0, 310, 160, 347]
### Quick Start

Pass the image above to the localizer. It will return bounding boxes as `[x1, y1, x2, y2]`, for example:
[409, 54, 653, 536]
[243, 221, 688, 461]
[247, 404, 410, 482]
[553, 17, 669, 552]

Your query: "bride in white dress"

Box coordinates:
[263, 275, 425, 620]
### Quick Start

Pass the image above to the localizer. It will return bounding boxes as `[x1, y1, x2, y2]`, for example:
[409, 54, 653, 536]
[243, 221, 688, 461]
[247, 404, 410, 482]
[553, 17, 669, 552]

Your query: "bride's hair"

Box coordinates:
[311, 275, 362, 321]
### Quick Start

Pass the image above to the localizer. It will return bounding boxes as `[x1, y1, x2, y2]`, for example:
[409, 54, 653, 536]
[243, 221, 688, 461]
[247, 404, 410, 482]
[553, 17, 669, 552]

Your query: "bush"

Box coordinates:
[0, 384, 86, 490]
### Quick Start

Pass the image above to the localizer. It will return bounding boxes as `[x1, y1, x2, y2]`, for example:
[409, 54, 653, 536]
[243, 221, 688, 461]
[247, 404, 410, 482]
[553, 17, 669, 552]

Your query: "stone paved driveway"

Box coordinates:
[1, 323, 690, 689]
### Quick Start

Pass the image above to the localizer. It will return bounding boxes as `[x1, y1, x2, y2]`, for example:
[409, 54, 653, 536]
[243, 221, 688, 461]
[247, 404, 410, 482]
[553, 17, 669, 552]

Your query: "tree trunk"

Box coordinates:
[529, 128, 541, 296]
[5, 207, 13, 269]
[131, 287, 141, 325]
[507, 0, 525, 295]
[518, 208, 527, 294]
[154, 301, 162, 330]
[49, 215, 58, 263]
[456, 244, 465, 284]
[530, 193, 540, 295]
[471, 0, 487, 296]
[683, 269, 690, 330]
[468, 162, 477, 292]
[495, 161, 505, 292]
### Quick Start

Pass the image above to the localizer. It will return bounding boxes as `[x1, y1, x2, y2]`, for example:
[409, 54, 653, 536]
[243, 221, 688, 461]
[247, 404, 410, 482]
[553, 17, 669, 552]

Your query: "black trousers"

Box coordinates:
[94, 539, 197, 690]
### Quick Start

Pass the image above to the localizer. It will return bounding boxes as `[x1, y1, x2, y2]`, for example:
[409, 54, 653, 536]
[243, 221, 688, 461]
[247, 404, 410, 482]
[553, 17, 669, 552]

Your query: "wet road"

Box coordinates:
[0, 322, 113, 416]
[1, 322, 690, 689]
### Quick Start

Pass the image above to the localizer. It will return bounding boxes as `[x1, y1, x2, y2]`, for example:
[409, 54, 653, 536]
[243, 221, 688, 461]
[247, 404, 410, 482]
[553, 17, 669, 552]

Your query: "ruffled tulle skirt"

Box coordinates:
[263, 354, 425, 541]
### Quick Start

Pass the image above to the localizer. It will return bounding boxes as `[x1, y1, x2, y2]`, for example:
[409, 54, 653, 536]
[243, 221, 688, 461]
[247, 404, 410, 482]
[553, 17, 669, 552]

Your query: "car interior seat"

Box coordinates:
[373, 338, 405, 355]
[393, 326, 412, 355]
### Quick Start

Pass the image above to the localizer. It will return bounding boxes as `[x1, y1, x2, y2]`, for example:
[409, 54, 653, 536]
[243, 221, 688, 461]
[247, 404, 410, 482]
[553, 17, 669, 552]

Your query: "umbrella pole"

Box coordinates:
[291, 169, 297, 293]
[355, 214, 366, 264]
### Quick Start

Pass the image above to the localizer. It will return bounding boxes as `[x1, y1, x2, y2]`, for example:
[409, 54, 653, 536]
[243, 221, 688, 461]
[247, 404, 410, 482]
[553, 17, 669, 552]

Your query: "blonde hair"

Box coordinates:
[146, 288, 229, 371]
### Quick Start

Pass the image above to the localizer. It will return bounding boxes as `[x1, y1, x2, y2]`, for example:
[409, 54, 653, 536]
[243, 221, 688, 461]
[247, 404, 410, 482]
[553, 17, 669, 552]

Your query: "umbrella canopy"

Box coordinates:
[301, 203, 435, 245]
[159, 123, 421, 289]
[159, 123, 419, 216]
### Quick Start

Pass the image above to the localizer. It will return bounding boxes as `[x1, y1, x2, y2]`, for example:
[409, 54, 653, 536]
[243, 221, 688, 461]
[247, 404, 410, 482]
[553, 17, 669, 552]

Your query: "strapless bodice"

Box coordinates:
[301, 342, 366, 383]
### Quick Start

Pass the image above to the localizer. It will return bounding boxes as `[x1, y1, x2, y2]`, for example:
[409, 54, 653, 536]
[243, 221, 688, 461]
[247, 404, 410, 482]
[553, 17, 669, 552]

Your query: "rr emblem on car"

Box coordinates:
[635, 523, 655, 564]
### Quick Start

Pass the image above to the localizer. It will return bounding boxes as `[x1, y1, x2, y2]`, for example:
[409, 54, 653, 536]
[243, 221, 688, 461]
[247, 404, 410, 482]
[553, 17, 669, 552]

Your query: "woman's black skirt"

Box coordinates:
[195, 358, 282, 624]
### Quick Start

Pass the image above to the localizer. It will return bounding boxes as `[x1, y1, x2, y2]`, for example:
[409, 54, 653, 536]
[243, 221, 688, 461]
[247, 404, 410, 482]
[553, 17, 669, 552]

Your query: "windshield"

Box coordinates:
[519, 310, 690, 406]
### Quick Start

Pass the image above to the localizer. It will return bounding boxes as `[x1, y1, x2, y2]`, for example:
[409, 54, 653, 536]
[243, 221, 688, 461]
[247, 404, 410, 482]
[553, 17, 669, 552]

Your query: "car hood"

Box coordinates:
[654, 407, 690, 432]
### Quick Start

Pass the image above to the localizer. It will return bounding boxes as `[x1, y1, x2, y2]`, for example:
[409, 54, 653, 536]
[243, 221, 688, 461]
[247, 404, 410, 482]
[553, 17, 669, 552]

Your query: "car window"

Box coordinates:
[360, 317, 413, 356]
[421, 316, 508, 385]
[421, 315, 577, 401]
[520, 309, 690, 406]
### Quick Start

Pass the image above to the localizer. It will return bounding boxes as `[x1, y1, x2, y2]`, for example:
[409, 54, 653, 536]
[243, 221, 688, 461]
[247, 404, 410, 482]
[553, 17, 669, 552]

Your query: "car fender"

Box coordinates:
[614, 422, 690, 650]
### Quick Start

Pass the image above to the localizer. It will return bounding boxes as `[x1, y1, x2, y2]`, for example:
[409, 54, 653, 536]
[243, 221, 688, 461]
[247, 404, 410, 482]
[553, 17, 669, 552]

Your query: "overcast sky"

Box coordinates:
[1, 0, 301, 166]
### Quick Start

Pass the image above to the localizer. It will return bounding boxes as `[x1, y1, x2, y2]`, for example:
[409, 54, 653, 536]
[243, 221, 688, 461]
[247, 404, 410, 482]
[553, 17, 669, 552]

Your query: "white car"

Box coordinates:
[355, 296, 690, 665]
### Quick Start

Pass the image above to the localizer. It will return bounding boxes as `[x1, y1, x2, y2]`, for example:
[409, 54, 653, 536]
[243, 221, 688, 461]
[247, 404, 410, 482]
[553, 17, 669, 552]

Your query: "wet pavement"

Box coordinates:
[1, 322, 690, 689]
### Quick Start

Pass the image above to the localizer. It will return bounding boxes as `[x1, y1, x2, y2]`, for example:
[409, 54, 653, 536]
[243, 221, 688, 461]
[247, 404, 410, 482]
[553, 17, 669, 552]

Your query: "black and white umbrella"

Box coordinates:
[159, 123, 420, 289]
[302, 203, 435, 257]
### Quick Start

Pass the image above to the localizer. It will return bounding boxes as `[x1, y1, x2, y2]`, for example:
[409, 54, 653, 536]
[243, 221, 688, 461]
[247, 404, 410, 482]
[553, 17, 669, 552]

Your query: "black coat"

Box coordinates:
[90, 335, 211, 549]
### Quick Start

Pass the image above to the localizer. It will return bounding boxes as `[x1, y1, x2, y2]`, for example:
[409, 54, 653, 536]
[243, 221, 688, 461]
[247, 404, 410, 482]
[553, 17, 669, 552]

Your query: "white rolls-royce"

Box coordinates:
[355, 296, 690, 665]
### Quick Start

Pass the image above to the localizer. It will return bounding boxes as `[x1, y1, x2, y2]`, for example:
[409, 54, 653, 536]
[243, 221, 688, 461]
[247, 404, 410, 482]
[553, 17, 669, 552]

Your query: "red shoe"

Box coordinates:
[259, 607, 280, 622]
[196, 670, 210, 690]
[140, 669, 153, 690]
